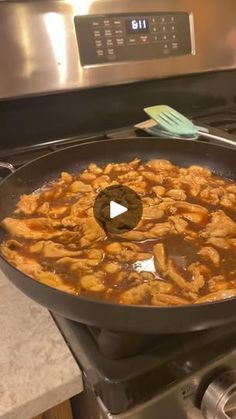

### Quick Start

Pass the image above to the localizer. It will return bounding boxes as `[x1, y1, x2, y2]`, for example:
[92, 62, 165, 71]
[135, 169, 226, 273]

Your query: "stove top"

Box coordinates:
[53, 314, 236, 416]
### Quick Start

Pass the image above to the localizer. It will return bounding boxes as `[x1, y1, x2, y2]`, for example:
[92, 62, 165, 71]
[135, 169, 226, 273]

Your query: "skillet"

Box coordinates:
[0, 137, 235, 334]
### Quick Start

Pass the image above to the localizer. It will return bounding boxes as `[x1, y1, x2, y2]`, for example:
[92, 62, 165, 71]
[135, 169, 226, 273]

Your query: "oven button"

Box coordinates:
[107, 48, 115, 55]
[128, 37, 137, 44]
[103, 19, 111, 26]
[151, 26, 157, 33]
[139, 35, 149, 43]
[93, 30, 102, 38]
[113, 19, 122, 26]
[171, 25, 176, 31]
[162, 34, 168, 41]
[104, 29, 112, 37]
[172, 42, 179, 50]
[201, 369, 236, 419]
[161, 25, 167, 32]
[106, 38, 114, 47]
[163, 43, 170, 54]
[152, 34, 159, 42]
[116, 37, 125, 46]
[114, 28, 123, 36]
[172, 33, 177, 40]
[95, 39, 103, 48]
[96, 49, 104, 57]
[92, 21, 100, 27]
[161, 16, 166, 23]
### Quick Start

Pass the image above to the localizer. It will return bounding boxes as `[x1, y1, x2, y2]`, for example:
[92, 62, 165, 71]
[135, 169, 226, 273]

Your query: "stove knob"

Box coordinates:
[201, 369, 236, 419]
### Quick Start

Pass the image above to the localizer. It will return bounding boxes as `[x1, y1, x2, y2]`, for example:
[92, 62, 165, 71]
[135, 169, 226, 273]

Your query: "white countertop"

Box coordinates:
[0, 270, 83, 419]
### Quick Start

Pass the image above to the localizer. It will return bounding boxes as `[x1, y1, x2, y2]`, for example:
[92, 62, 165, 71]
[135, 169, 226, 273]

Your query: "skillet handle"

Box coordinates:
[198, 129, 236, 148]
[0, 161, 15, 173]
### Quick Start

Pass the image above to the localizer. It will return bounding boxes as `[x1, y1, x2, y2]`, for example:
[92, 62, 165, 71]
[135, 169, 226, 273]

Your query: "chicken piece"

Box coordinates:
[200, 186, 225, 205]
[105, 242, 150, 262]
[183, 213, 207, 225]
[1, 217, 60, 240]
[187, 262, 207, 292]
[129, 158, 142, 168]
[167, 260, 194, 291]
[227, 185, 236, 193]
[37, 202, 50, 216]
[169, 216, 188, 234]
[153, 243, 167, 275]
[142, 197, 161, 207]
[70, 193, 95, 216]
[152, 294, 190, 306]
[166, 189, 186, 201]
[15, 194, 39, 215]
[142, 206, 164, 220]
[60, 172, 73, 183]
[0, 245, 42, 277]
[88, 163, 103, 174]
[198, 246, 220, 267]
[80, 217, 106, 248]
[118, 171, 142, 182]
[86, 248, 104, 261]
[195, 289, 236, 304]
[70, 181, 93, 193]
[42, 186, 64, 200]
[220, 193, 236, 209]
[92, 175, 111, 190]
[119, 284, 151, 305]
[152, 186, 166, 197]
[151, 280, 174, 294]
[207, 237, 230, 250]
[56, 254, 102, 272]
[80, 273, 105, 292]
[180, 176, 203, 197]
[102, 262, 120, 274]
[201, 210, 236, 238]
[142, 171, 164, 184]
[118, 222, 171, 241]
[0, 242, 77, 293]
[125, 181, 147, 195]
[36, 271, 77, 294]
[79, 172, 97, 182]
[208, 276, 230, 293]
[146, 159, 174, 171]
[49, 206, 68, 218]
[167, 260, 205, 292]
[1, 239, 22, 250]
[29, 240, 82, 258]
[188, 166, 212, 177]
[173, 201, 208, 215]
[61, 216, 85, 228]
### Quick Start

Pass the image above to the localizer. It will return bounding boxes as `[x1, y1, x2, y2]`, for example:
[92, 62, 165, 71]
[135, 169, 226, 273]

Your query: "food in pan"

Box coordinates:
[0, 158, 236, 306]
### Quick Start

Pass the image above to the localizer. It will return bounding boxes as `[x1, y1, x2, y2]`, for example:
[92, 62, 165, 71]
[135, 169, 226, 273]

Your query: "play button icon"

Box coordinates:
[110, 201, 128, 219]
[93, 185, 143, 235]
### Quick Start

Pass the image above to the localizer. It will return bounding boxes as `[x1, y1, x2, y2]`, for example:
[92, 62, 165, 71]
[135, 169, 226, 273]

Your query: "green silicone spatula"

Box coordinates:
[143, 105, 236, 148]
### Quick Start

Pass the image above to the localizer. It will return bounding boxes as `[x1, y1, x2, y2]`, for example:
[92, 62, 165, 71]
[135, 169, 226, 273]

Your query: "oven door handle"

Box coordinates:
[0, 161, 15, 173]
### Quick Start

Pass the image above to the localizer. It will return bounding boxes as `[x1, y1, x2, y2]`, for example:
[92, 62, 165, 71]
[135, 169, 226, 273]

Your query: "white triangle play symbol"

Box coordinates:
[110, 201, 128, 219]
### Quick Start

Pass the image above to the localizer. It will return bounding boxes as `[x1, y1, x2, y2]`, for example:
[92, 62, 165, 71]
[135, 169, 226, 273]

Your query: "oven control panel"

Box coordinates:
[74, 12, 193, 66]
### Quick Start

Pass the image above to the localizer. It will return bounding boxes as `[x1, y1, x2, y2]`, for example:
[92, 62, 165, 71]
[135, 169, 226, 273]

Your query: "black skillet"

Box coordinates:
[0, 137, 235, 334]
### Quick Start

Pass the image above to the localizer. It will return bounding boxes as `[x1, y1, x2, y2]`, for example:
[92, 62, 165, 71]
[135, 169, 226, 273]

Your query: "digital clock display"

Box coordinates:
[126, 18, 149, 34]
